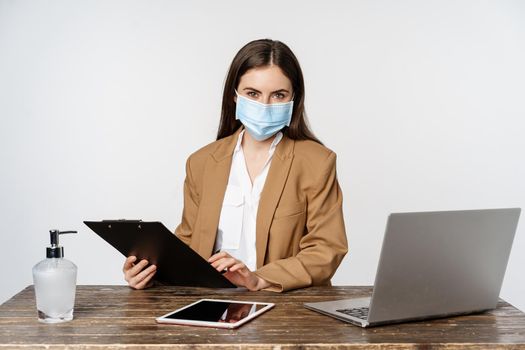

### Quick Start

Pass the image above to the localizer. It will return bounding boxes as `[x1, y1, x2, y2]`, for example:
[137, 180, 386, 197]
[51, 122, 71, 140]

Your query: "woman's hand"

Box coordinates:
[123, 256, 157, 290]
[208, 251, 270, 291]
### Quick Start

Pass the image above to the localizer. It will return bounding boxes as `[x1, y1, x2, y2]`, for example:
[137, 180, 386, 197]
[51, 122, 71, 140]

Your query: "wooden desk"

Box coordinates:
[1, 285, 525, 349]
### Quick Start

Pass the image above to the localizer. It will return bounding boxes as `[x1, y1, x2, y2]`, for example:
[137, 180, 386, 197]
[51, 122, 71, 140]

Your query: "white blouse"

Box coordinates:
[213, 129, 283, 271]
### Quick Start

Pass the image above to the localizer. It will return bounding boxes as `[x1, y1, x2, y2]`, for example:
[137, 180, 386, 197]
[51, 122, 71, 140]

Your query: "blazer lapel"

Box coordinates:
[255, 135, 295, 268]
[197, 127, 243, 258]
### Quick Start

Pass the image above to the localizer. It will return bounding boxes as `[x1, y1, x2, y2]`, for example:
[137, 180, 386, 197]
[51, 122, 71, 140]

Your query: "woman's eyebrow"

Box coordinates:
[272, 89, 290, 94]
[243, 87, 290, 94]
[243, 87, 262, 93]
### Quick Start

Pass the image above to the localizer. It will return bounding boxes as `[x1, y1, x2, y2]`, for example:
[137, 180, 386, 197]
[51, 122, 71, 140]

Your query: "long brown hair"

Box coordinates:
[216, 39, 322, 145]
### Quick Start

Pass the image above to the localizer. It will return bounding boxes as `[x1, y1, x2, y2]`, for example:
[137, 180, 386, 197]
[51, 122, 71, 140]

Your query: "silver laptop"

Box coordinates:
[304, 208, 521, 327]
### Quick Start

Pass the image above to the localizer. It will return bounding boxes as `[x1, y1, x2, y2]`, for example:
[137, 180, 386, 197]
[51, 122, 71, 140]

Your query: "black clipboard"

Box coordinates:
[84, 220, 236, 288]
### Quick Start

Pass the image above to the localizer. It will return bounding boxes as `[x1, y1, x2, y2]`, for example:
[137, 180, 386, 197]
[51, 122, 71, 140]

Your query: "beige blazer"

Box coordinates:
[175, 126, 348, 292]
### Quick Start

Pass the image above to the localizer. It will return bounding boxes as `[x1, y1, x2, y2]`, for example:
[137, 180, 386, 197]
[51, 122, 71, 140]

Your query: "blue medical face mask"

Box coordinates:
[235, 90, 294, 141]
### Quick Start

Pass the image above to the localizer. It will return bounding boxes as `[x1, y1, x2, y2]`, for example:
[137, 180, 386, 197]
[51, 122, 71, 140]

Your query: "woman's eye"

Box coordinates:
[247, 91, 258, 98]
[273, 93, 285, 99]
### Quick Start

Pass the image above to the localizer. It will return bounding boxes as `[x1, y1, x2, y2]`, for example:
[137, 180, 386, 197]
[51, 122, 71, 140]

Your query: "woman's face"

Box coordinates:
[236, 65, 293, 105]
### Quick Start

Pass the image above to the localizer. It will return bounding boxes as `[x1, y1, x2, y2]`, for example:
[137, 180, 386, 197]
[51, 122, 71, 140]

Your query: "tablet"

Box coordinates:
[156, 299, 274, 329]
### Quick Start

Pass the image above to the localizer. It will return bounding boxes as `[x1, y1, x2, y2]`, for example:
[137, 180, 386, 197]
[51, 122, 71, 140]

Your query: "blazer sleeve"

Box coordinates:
[255, 151, 348, 292]
[174, 156, 200, 245]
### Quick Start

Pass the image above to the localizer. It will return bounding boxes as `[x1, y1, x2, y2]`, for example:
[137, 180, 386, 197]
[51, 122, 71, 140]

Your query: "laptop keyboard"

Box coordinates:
[336, 306, 369, 320]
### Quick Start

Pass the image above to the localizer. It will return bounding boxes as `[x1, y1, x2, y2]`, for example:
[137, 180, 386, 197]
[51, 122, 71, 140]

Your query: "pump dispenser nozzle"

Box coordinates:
[47, 230, 77, 258]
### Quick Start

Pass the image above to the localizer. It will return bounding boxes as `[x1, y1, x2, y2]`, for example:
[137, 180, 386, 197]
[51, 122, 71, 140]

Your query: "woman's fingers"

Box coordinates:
[122, 256, 157, 289]
[124, 259, 149, 282]
[216, 259, 236, 272]
[123, 256, 137, 273]
[208, 251, 229, 263]
[207, 253, 262, 290]
[211, 257, 237, 272]
[133, 269, 156, 290]
[128, 259, 149, 277]
[228, 262, 248, 274]
[209, 251, 237, 272]
[129, 264, 157, 289]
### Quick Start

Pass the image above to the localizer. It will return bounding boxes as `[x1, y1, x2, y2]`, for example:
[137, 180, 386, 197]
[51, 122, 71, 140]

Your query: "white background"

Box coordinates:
[1, 0, 524, 311]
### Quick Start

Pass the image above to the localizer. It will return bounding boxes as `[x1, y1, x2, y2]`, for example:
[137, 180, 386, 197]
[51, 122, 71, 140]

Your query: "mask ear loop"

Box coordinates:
[286, 90, 296, 127]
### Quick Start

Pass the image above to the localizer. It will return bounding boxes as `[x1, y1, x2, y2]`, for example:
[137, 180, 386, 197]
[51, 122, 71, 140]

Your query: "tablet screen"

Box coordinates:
[165, 300, 265, 324]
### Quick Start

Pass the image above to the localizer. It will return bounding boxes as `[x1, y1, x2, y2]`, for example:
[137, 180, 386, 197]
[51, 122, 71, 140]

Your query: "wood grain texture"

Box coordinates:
[0, 285, 524, 349]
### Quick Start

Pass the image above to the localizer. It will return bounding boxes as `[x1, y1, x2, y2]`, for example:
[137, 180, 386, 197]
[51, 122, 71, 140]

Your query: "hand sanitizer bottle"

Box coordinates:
[32, 229, 78, 323]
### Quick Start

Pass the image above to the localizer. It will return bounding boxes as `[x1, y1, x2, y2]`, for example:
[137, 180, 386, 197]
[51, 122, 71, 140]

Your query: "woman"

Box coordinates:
[123, 39, 348, 292]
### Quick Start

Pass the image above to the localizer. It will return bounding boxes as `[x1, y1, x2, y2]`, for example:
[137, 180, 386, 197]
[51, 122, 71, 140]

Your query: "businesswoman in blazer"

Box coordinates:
[123, 39, 348, 292]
